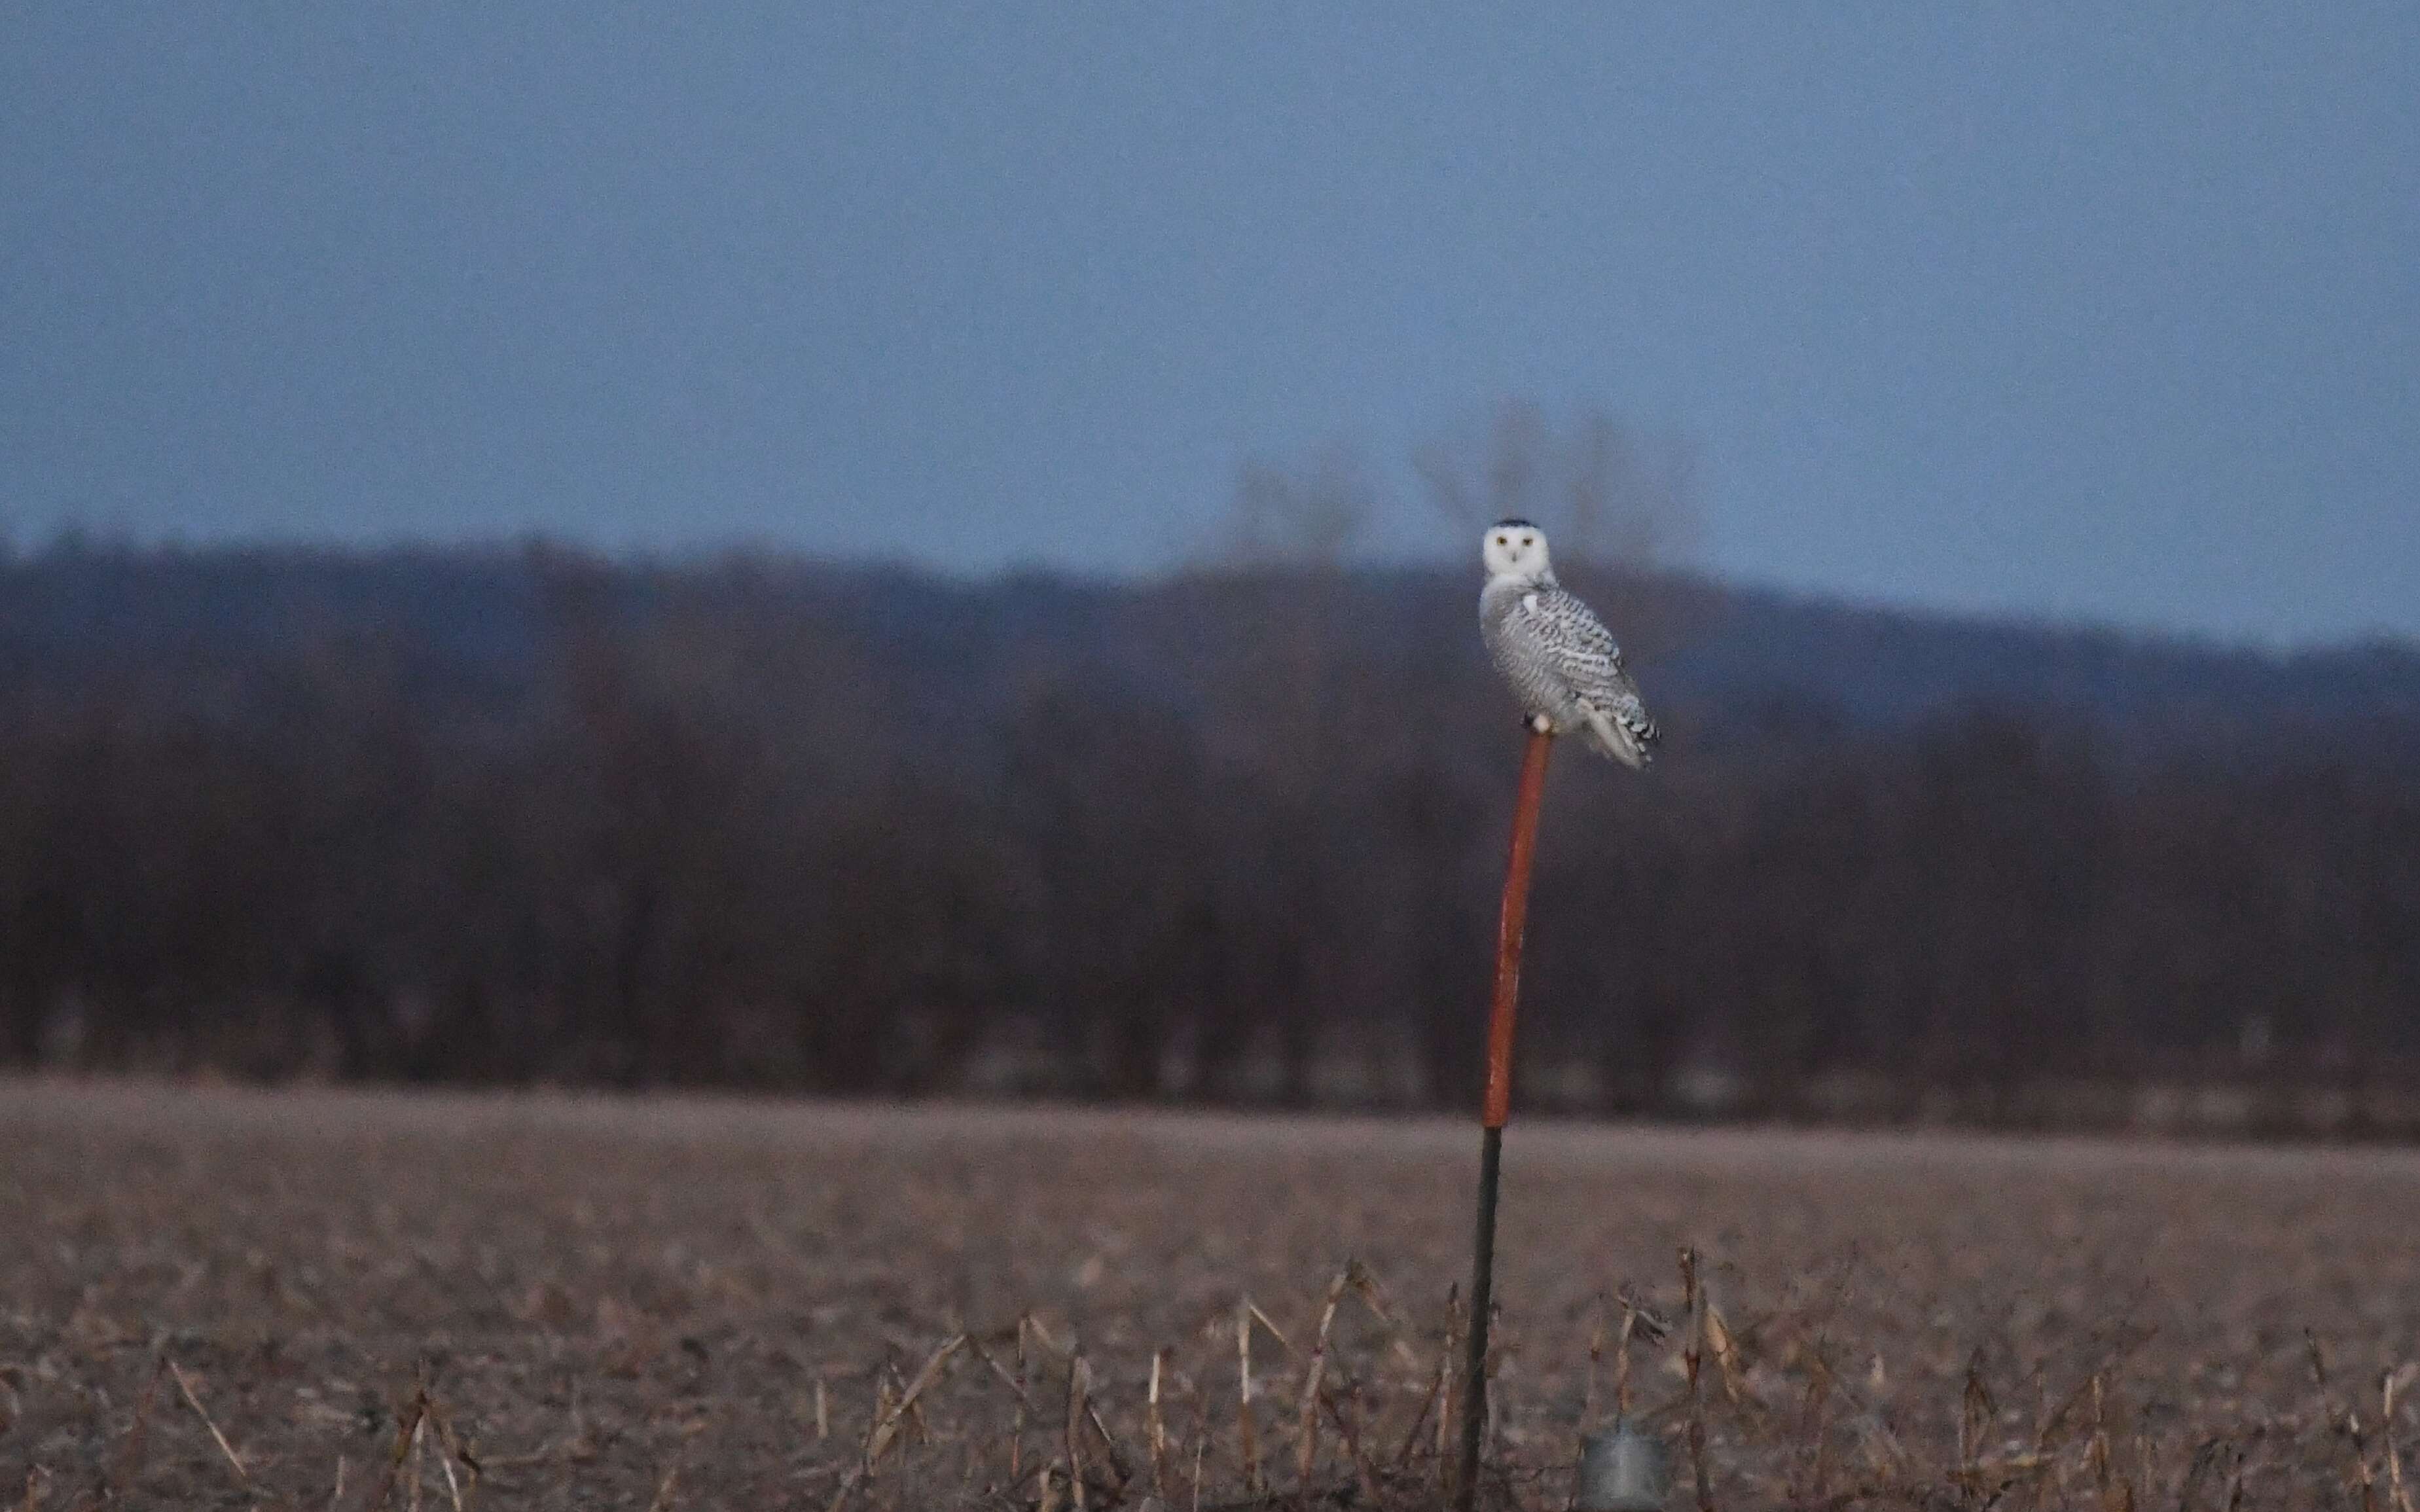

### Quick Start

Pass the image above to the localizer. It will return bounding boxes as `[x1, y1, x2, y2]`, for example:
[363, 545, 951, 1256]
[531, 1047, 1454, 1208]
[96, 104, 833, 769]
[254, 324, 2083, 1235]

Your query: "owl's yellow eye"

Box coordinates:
[1494, 536, 1508, 547]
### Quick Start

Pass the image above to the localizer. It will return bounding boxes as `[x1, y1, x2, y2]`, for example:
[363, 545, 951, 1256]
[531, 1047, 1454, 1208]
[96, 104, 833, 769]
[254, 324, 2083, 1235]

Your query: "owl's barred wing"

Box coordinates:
[1520, 588, 1658, 759]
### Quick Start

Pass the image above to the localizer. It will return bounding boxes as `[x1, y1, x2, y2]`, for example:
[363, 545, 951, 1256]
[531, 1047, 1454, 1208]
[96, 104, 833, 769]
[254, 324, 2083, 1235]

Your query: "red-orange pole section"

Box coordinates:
[1481, 727, 1553, 1128]
[1456, 725, 1553, 1510]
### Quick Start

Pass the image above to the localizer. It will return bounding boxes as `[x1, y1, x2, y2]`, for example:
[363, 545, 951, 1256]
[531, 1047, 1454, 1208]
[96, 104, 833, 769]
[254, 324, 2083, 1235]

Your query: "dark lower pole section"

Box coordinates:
[1455, 1123, 1505, 1505]
[1454, 727, 1553, 1511]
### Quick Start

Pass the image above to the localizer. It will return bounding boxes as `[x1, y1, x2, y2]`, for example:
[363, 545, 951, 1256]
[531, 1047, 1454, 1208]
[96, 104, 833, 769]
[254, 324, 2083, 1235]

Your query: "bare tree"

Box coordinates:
[1414, 399, 1698, 569]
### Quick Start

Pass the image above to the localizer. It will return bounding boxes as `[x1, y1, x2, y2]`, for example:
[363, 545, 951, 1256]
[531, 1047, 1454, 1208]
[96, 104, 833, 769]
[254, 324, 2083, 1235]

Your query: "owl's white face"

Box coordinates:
[1481, 520, 1551, 581]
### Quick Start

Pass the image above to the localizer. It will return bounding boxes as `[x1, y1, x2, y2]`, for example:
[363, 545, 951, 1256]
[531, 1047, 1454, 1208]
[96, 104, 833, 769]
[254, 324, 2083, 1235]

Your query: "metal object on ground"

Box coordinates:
[1453, 725, 1553, 1511]
[1574, 1424, 1671, 1512]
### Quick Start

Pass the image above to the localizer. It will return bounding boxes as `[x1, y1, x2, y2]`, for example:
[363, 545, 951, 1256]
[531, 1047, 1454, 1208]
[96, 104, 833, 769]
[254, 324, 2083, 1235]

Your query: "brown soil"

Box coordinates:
[4, 1083, 2417, 1509]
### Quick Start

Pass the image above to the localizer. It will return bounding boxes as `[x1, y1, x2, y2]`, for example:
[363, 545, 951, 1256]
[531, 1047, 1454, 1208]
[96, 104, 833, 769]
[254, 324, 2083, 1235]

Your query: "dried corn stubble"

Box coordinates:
[10, 1091, 2420, 1509]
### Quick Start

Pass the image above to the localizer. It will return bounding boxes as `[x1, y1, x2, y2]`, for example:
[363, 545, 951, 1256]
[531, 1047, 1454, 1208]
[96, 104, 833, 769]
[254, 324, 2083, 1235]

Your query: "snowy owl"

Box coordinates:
[1479, 520, 1659, 768]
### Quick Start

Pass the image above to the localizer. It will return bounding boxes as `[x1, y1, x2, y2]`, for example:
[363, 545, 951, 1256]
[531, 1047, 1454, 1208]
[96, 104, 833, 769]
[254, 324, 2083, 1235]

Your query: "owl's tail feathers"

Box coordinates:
[1582, 706, 1654, 770]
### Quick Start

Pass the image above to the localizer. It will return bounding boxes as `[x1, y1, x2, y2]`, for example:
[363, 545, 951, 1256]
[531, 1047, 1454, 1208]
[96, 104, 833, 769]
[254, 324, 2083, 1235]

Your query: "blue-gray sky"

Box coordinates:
[5, 6, 2414, 643]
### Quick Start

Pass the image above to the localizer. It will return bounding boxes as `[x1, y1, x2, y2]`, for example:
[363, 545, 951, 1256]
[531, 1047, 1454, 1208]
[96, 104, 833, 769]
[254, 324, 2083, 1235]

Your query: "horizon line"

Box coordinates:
[3, 526, 2412, 658]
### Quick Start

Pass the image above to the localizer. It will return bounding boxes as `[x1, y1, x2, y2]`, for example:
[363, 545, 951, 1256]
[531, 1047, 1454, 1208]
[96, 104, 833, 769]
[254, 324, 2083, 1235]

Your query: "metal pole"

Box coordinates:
[1455, 725, 1553, 1511]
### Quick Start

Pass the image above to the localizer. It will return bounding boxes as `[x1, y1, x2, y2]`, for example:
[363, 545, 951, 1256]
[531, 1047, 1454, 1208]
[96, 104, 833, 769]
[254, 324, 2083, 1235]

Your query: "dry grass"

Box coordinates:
[3, 1083, 2419, 1509]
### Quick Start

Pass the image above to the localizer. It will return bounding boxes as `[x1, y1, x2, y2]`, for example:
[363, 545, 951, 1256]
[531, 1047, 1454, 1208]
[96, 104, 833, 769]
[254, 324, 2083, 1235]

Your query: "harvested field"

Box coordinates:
[3, 1084, 2419, 1509]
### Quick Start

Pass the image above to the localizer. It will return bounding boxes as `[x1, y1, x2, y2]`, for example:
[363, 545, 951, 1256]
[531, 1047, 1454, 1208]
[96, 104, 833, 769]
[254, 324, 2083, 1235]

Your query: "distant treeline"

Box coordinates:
[1, 544, 2416, 1132]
